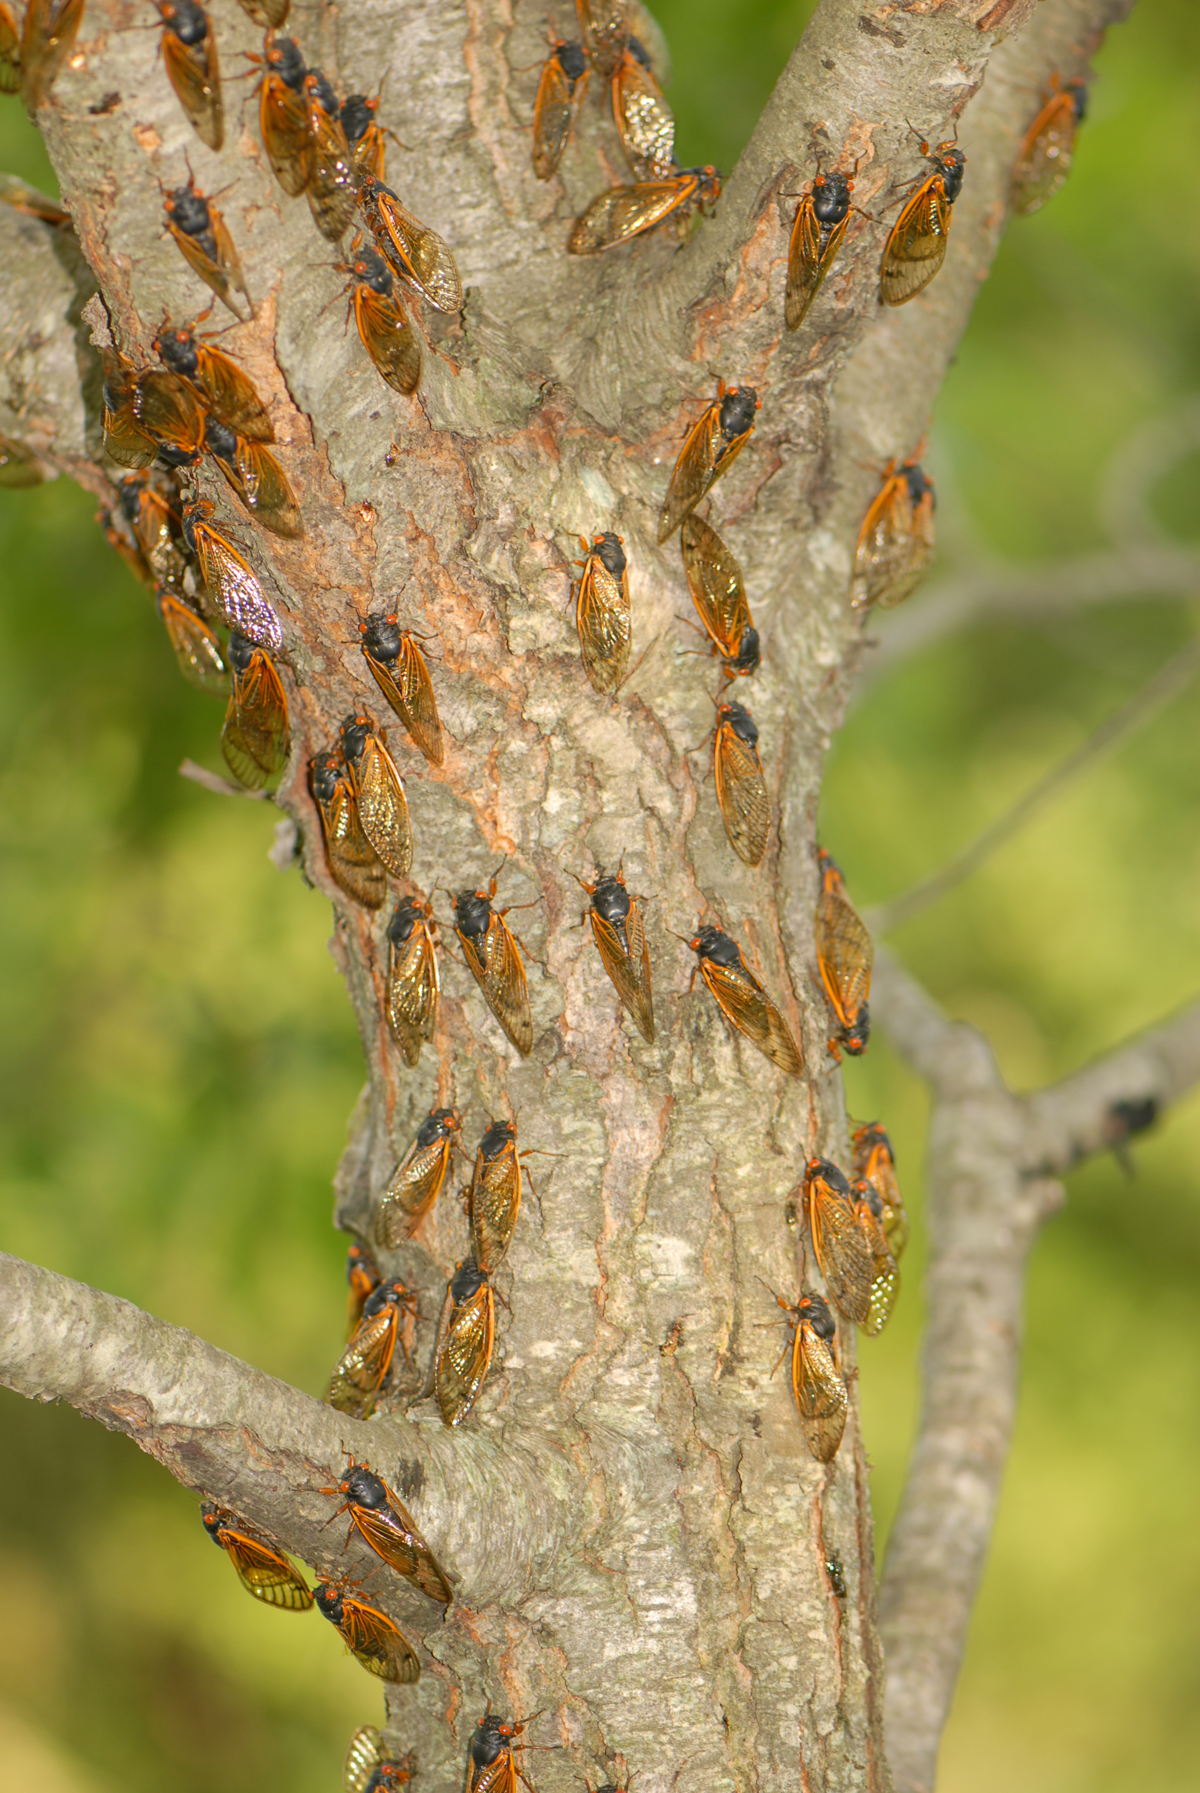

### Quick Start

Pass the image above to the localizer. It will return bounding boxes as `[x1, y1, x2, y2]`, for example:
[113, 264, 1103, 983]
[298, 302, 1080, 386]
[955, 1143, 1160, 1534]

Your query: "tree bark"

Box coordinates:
[0, 1, 1143, 1789]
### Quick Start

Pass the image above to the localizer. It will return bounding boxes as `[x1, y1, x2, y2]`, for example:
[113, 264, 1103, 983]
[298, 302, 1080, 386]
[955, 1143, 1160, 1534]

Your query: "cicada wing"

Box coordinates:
[473, 1755, 519, 1793]
[806, 1179, 874, 1325]
[469, 1145, 521, 1275]
[461, 915, 534, 1056]
[222, 652, 289, 788]
[354, 285, 421, 396]
[874, 486, 935, 611]
[193, 526, 282, 650]
[714, 725, 769, 867]
[339, 1600, 420, 1684]
[135, 368, 205, 454]
[532, 53, 575, 180]
[568, 174, 692, 256]
[700, 957, 803, 1078]
[307, 100, 357, 241]
[344, 1726, 387, 1793]
[236, 0, 288, 24]
[352, 1486, 453, 1603]
[162, 30, 224, 151]
[220, 1526, 314, 1609]
[377, 1135, 450, 1245]
[325, 1308, 398, 1417]
[232, 439, 303, 539]
[353, 732, 412, 877]
[157, 590, 230, 695]
[657, 401, 722, 542]
[168, 220, 250, 321]
[816, 881, 873, 1028]
[575, 0, 628, 78]
[859, 1208, 900, 1338]
[576, 557, 632, 694]
[393, 636, 444, 765]
[852, 475, 912, 610]
[1011, 92, 1080, 216]
[880, 179, 951, 306]
[377, 194, 463, 312]
[590, 907, 655, 1043]
[793, 1324, 848, 1462]
[436, 1282, 495, 1427]
[103, 401, 159, 469]
[316, 776, 388, 911]
[680, 512, 750, 656]
[386, 924, 439, 1065]
[613, 53, 674, 181]
[195, 346, 274, 442]
[261, 75, 311, 195]
[785, 199, 848, 332]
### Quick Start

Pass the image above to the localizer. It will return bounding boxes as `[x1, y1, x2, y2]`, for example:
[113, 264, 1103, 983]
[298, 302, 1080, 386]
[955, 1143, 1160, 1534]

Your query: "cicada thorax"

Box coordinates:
[221, 631, 289, 789]
[851, 456, 935, 611]
[574, 530, 631, 694]
[612, 36, 674, 181]
[766, 1289, 847, 1463]
[164, 177, 252, 321]
[340, 242, 422, 397]
[325, 1276, 418, 1417]
[304, 69, 357, 241]
[157, 586, 229, 694]
[359, 612, 444, 765]
[574, 0, 628, 79]
[467, 1712, 541, 1793]
[155, 322, 275, 442]
[435, 1256, 495, 1426]
[581, 866, 654, 1043]
[181, 496, 281, 648]
[344, 1239, 383, 1334]
[879, 138, 966, 307]
[567, 163, 720, 258]
[341, 93, 387, 185]
[155, 0, 223, 151]
[314, 1575, 421, 1683]
[376, 1107, 459, 1246]
[850, 1120, 908, 1259]
[322, 1455, 453, 1604]
[679, 512, 758, 676]
[785, 168, 853, 332]
[384, 895, 440, 1066]
[802, 1156, 874, 1327]
[687, 922, 803, 1078]
[713, 698, 770, 868]
[1011, 75, 1087, 216]
[851, 1179, 900, 1337]
[309, 749, 388, 911]
[657, 380, 758, 543]
[532, 39, 588, 181]
[203, 416, 303, 539]
[200, 1501, 314, 1609]
[19, 0, 85, 112]
[357, 175, 464, 314]
[339, 711, 412, 877]
[452, 875, 535, 1057]
[813, 847, 872, 1058]
[257, 32, 311, 197]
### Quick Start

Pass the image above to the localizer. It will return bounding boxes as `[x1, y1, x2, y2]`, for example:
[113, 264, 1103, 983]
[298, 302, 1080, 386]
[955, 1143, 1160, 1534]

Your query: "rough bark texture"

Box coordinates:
[0, 1, 1149, 1790]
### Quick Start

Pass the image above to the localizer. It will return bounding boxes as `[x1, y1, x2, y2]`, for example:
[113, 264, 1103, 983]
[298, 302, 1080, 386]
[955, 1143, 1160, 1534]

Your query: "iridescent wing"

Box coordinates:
[1011, 88, 1083, 216]
[373, 190, 463, 312]
[699, 956, 803, 1078]
[576, 553, 631, 694]
[459, 914, 534, 1056]
[714, 718, 769, 868]
[354, 285, 421, 396]
[880, 176, 951, 306]
[157, 590, 229, 695]
[680, 513, 751, 657]
[221, 648, 288, 788]
[874, 481, 935, 611]
[386, 922, 439, 1065]
[815, 859, 873, 1043]
[613, 49, 674, 181]
[350, 729, 412, 877]
[855, 1195, 899, 1338]
[469, 1138, 521, 1275]
[435, 1282, 495, 1427]
[306, 83, 357, 240]
[792, 1322, 848, 1462]
[344, 1726, 387, 1793]
[589, 902, 655, 1043]
[805, 1171, 873, 1325]
[134, 368, 205, 456]
[575, 0, 628, 77]
[227, 439, 303, 539]
[260, 72, 311, 196]
[852, 472, 920, 611]
[657, 396, 751, 542]
[376, 1131, 452, 1245]
[191, 521, 281, 649]
[532, 51, 581, 180]
[568, 172, 695, 255]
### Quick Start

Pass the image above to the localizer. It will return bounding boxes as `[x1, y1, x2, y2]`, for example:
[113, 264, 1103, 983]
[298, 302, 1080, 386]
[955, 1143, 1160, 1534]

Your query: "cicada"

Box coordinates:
[573, 531, 631, 694]
[384, 895, 440, 1066]
[360, 613, 444, 766]
[325, 1277, 418, 1418]
[468, 1713, 539, 1793]
[182, 498, 282, 649]
[154, 0, 223, 151]
[880, 139, 965, 307]
[155, 321, 274, 442]
[687, 923, 802, 1078]
[532, 40, 588, 180]
[309, 750, 387, 911]
[851, 456, 935, 611]
[345, 1239, 382, 1334]
[204, 417, 303, 539]
[1011, 75, 1087, 216]
[580, 865, 654, 1043]
[467, 1118, 526, 1275]
[304, 69, 357, 240]
[164, 175, 251, 320]
[0, 4, 20, 94]
[851, 1120, 908, 1259]
[157, 588, 229, 693]
[785, 168, 853, 332]
[339, 241, 421, 397]
[657, 380, 757, 543]
[341, 93, 386, 184]
[764, 1288, 847, 1463]
[358, 175, 464, 314]
[803, 1156, 873, 1327]
[435, 1258, 495, 1426]
[102, 353, 159, 470]
[221, 633, 289, 789]
[613, 37, 673, 180]
[574, 0, 627, 78]
[568, 163, 720, 257]
[19, 0, 84, 112]
[345, 1727, 416, 1793]
[679, 513, 758, 677]
[200, 1501, 313, 1609]
[814, 847, 872, 1059]
[234, 0, 288, 27]
[452, 872, 534, 1057]
[117, 471, 188, 585]
[133, 366, 206, 462]
[257, 32, 310, 197]
[321, 1454, 453, 1604]
[376, 1107, 459, 1246]
[852, 1179, 899, 1337]
[713, 699, 769, 868]
[314, 1576, 420, 1683]
[340, 712, 412, 878]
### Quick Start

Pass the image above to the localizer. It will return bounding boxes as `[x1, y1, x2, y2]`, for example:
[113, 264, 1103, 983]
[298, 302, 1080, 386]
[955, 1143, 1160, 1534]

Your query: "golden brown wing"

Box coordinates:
[657, 400, 722, 542]
[815, 868, 873, 1030]
[793, 1324, 848, 1462]
[352, 731, 412, 877]
[191, 522, 282, 650]
[460, 915, 534, 1055]
[613, 50, 674, 181]
[576, 556, 631, 694]
[386, 924, 439, 1065]
[350, 1488, 453, 1603]
[261, 74, 311, 195]
[589, 904, 655, 1043]
[806, 1176, 873, 1325]
[157, 591, 229, 695]
[134, 368, 205, 455]
[873, 481, 935, 611]
[785, 198, 849, 332]
[162, 28, 223, 151]
[228, 439, 303, 539]
[851, 473, 910, 610]
[880, 177, 951, 306]
[315, 773, 388, 911]
[575, 0, 627, 77]
[221, 649, 289, 788]
[474, 1754, 519, 1793]
[699, 957, 803, 1078]
[364, 635, 444, 766]
[338, 1598, 420, 1684]
[679, 513, 750, 656]
[344, 1726, 387, 1793]
[219, 1525, 314, 1609]
[714, 722, 769, 868]
[436, 1283, 495, 1427]
[376, 1134, 452, 1246]
[325, 1307, 399, 1417]
[374, 192, 463, 312]
[236, 0, 288, 24]
[20, 0, 84, 111]
[167, 217, 250, 321]
[532, 52, 575, 180]
[0, 4, 21, 95]
[1011, 90, 1081, 216]
[194, 345, 274, 442]
[568, 173, 694, 256]
[469, 1143, 521, 1275]
[354, 285, 421, 396]
[306, 87, 357, 241]
[103, 366, 160, 470]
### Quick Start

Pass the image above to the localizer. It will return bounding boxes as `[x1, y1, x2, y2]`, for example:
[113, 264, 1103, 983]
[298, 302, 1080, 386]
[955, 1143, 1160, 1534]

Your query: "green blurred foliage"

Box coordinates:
[2, 3, 1200, 1790]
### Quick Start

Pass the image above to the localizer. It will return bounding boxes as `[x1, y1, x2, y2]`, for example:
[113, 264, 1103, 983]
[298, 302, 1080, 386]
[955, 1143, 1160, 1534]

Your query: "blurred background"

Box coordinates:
[2, 2, 1199, 1789]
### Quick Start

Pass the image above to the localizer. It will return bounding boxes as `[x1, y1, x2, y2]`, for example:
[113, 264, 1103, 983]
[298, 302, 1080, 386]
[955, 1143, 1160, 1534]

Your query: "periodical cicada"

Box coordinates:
[764, 1286, 847, 1463]
[321, 1454, 453, 1604]
[156, 588, 229, 693]
[574, 0, 627, 78]
[573, 531, 631, 694]
[304, 69, 357, 241]
[657, 380, 757, 543]
[164, 175, 251, 320]
[713, 698, 769, 868]
[468, 1713, 540, 1793]
[803, 1156, 873, 1327]
[155, 321, 274, 441]
[360, 613, 444, 766]
[339, 241, 421, 396]
[344, 1726, 416, 1793]
[814, 847, 872, 1059]
[785, 167, 853, 332]
[851, 455, 935, 611]
[102, 353, 159, 469]
[204, 417, 302, 539]
[345, 1239, 383, 1333]
[19, 0, 84, 111]
[679, 512, 759, 677]
[133, 365, 206, 461]
[580, 864, 654, 1043]
[687, 922, 802, 1078]
[376, 1107, 459, 1246]
[309, 749, 388, 911]
[568, 163, 720, 257]
[1011, 75, 1086, 216]
[340, 712, 412, 878]
[384, 895, 440, 1066]
[341, 93, 387, 184]
[532, 40, 588, 180]
[452, 871, 535, 1057]
[257, 32, 311, 197]
[357, 175, 464, 314]
[221, 632, 289, 789]
[612, 36, 674, 181]
[325, 1276, 418, 1418]
[468, 1118, 526, 1275]
[117, 471, 188, 586]
[154, 0, 223, 151]
[182, 497, 282, 648]
[435, 1256, 495, 1427]
[851, 1121, 908, 1259]
[314, 1576, 420, 1683]
[851, 1179, 899, 1337]
[879, 138, 965, 307]
[200, 1501, 313, 1609]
